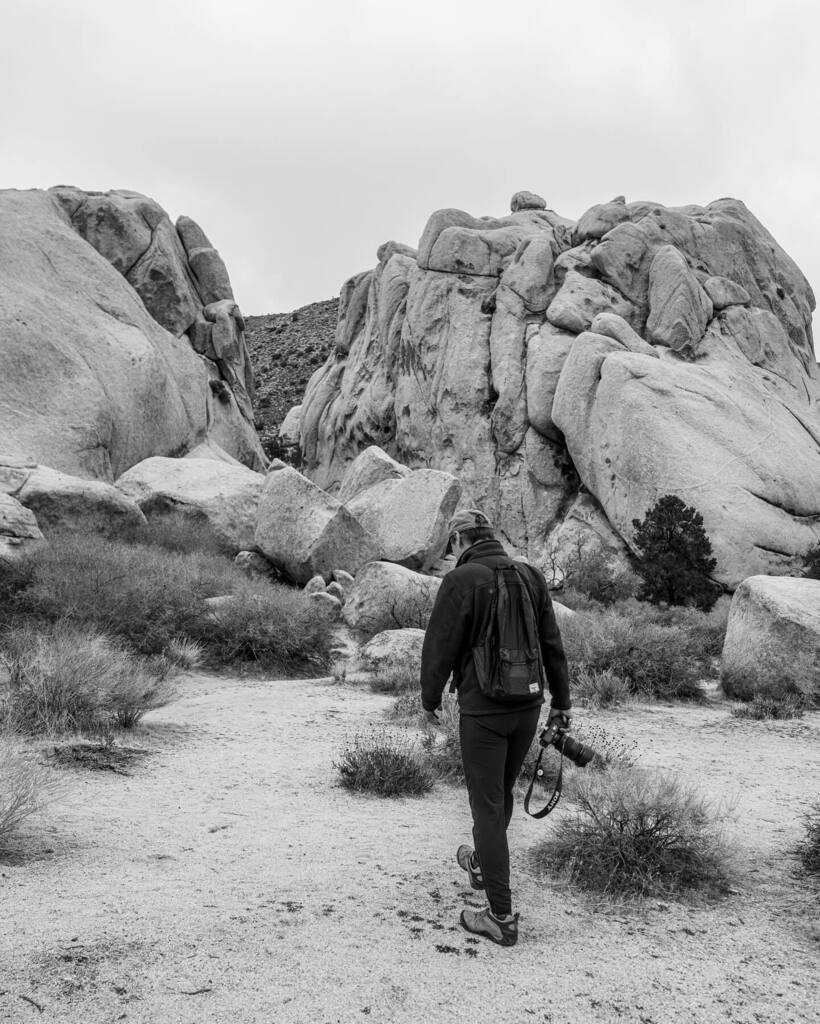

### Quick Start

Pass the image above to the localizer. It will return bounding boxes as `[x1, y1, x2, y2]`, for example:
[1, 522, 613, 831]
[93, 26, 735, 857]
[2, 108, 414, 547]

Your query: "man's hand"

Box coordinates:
[547, 707, 571, 731]
[423, 709, 440, 726]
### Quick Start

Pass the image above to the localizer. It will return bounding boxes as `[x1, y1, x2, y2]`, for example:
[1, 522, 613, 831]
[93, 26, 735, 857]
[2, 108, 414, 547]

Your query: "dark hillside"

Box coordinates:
[245, 298, 338, 455]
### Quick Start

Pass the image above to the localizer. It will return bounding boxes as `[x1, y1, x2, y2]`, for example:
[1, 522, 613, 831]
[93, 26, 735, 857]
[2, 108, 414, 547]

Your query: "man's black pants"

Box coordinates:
[459, 706, 542, 917]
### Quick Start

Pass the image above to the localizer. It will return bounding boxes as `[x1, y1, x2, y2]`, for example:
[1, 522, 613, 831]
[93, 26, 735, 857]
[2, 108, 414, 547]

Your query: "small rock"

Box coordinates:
[304, 574, 327, 595]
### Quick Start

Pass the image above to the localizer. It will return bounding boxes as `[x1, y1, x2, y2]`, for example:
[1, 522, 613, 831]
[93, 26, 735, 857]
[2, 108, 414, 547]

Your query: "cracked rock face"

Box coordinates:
[300, 193, 819, 588]
[0, 188, 264, 480]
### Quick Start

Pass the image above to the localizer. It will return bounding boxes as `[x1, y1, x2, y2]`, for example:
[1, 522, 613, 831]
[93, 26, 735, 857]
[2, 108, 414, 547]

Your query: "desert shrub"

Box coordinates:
[631, 495, 719, 611]
[335, 729, 433, 797]
[560, 608, 705, 701]
[0, 736, 59, 849]
[562, 548, 641, 606]
[368, 664, 420, 695]
[797, 802, 820, 874]
[200, 578, 334, 672]
[385, 692, 424, 723]
[801, 543, 820, 580]
[531, 767, 734, 898]
[730, 695, 806, 721]
[419, 699, 464, 782]
[573, 667, 632, 708]
[8, 532, 235, 655]
[1, 620, 174, 735]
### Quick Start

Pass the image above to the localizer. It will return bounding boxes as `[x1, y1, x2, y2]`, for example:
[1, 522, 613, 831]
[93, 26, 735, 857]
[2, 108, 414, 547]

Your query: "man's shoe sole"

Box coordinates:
[456, 844, 485, 891]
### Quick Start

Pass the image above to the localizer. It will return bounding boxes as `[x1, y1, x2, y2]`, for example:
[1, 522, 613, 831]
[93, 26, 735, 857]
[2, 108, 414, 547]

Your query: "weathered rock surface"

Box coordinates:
[0, 188, 264, 480]
[0, 492, 44, 561]
[116, 456, 265, 552]
[360, 627, 426, 673]
[646, 245, 713, 353]
[337, 446, 411, 504]
[0, 458, 145, 535]
[255, 468, 380, 584]
[279, 405, 303, 446]
[300, 194, 818, 586]
[342, 561, 442, 635]
[345, 465, 461, 570]
[721, 576, 820, 700]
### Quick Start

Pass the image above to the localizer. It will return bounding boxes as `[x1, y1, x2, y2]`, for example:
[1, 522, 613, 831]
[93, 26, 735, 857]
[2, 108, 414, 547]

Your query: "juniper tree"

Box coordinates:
[631, 495, 718, 611]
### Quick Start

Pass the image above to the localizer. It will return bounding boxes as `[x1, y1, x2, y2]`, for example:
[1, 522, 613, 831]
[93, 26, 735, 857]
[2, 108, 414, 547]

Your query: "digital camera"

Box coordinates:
[539, 720, 596, 767]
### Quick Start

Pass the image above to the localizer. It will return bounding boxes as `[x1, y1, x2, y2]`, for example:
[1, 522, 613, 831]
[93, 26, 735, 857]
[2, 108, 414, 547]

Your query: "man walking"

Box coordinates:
[420, 509, 571, 946]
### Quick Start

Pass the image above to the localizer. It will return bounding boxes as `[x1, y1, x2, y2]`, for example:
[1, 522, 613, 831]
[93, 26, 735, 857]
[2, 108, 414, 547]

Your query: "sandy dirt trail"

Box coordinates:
[1, 671, 818, 1024]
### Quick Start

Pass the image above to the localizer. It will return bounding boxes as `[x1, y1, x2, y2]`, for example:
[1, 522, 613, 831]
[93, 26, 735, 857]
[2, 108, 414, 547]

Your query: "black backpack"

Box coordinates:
[471, 563, 545, 702]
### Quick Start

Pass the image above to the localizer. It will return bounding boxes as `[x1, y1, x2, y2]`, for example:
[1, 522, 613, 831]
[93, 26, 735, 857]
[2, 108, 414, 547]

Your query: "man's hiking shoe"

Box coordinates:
[459, 907, 519, 947]
[456, 845, 485, 890]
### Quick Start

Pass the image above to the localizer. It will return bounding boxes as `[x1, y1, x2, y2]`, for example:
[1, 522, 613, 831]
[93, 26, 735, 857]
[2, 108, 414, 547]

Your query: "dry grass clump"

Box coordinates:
[367, 664, 420, 695]
[730, 695, 806, 721]
[335, 729, 433, 797]
[531, 767, 734, 899]
[111, 510, 230, 556]
[0, 619, 174, 735]
[0, 736, 59, 849]
[203, 578, 334, 672]
[573, 667, 633, 709]
[797, 802, 820, 875]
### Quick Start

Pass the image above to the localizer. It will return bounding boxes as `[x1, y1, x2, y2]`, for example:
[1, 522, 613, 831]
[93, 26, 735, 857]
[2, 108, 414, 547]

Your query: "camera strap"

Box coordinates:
[523, 747, 564, 819]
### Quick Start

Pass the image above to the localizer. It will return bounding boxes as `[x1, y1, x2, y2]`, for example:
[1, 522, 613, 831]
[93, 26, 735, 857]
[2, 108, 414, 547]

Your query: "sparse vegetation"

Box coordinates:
[385, 692, 424, 723]
[631, 495, 719, 611]
[0, 619, 174, 736]
[202, 578, 334, 672]
[730, 695, 806, 721]
[419, 700, 464, 782]
[531, 767, 734, 898]
[2, 531, 233, 654]
[367, 664, 420, 695]
[561, 547, 641, 606]
[1, 529, 333, 674]
[335, 729, 433, 797]
[0, 736, 59, 849]
[559, 606, 708, 701]
[572, 667, 633, 708]
[722, 649, 818, 706]
[797, 802, 820, 874]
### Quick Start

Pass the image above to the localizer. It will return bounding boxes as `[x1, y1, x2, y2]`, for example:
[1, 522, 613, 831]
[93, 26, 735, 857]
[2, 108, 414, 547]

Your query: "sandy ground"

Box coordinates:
[1, 670, 818, 1024]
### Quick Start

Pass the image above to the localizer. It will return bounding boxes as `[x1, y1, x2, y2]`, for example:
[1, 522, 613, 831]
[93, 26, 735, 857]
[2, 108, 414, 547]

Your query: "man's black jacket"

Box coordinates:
[420, 539, 572, 716]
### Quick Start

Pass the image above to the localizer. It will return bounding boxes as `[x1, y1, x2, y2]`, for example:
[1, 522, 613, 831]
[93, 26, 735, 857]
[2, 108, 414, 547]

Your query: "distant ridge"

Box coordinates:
[245, 298, 338, 453]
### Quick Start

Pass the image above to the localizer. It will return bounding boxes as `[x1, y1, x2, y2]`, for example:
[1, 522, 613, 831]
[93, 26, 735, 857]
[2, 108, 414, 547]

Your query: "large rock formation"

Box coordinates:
[0, 188, 264, 481]
[115, 455, 265, 552]
[300, 192, 820, 588]
[0, 456, 145, 536]
[254, 467, 381, 584]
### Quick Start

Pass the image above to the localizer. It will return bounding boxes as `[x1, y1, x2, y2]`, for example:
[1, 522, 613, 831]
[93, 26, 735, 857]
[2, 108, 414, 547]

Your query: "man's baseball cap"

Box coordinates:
[447, 508, 494, 536]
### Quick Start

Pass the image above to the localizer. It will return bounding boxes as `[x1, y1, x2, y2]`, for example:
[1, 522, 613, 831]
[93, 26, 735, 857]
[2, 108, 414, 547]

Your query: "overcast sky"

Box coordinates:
[3, 0, 818, 354]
